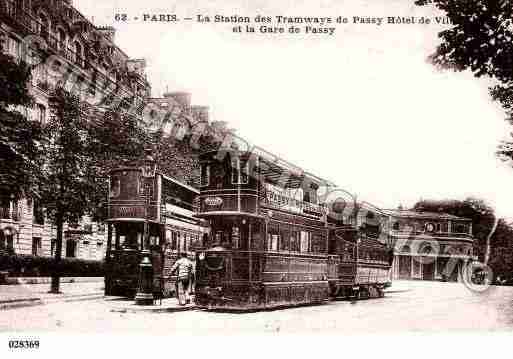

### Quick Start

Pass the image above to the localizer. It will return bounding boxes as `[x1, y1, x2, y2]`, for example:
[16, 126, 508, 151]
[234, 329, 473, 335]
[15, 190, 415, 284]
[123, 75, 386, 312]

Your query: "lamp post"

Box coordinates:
[134, 149, 156, 305]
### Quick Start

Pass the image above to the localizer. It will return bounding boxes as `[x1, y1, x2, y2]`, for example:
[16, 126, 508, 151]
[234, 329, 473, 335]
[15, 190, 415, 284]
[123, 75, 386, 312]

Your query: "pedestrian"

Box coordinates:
[171, 252, 194, 305]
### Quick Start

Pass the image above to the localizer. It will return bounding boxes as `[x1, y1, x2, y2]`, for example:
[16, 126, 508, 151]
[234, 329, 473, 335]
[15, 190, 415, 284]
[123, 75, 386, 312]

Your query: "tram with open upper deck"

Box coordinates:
[104, 160, 208, 298]
[328, 222, 393, 299]
[194, 149, 393, 310]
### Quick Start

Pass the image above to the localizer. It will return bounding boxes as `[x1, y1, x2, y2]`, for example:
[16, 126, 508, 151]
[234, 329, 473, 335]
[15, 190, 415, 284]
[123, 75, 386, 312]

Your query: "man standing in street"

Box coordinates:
[171, 252, 194, 305]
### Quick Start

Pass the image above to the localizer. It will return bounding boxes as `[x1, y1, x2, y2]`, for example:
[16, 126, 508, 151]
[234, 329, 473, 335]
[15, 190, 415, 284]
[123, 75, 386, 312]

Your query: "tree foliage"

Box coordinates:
[415, 0, 513, 161]
[41, 87, 95, 225]
[0, 51, 43, 199]
[86, 109, 149, 221]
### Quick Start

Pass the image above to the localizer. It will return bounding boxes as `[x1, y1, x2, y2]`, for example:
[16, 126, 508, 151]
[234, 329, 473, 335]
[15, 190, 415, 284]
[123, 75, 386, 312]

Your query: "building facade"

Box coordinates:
[383, 210, 475, 281]
[0, 0, 151, 260]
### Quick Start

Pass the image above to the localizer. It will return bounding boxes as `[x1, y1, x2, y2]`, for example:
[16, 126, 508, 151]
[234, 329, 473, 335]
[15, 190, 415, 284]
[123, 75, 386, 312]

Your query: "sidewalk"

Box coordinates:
[0, 281, 105, 310]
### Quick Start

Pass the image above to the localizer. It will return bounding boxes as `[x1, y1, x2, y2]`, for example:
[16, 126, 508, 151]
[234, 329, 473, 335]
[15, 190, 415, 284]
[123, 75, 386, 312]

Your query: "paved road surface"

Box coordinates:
[2, 280, 513, 333]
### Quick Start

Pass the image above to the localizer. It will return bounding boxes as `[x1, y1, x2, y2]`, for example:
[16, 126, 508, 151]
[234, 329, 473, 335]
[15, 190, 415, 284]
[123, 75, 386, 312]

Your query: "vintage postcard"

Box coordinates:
[1, 0, 512, 356]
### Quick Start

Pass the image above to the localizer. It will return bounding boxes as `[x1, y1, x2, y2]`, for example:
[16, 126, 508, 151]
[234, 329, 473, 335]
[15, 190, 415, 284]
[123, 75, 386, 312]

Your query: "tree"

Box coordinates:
[0, 50, 43, 199]
[42, 87, 97, 293]
[42, 88, 152, 292]
[414, 0, 513, 162]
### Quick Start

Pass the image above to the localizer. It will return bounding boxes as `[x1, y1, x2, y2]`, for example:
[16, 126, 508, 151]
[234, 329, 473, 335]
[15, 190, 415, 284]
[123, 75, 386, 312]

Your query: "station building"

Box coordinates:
[0, 0, 151, 260]
[383, 210, 475, 281]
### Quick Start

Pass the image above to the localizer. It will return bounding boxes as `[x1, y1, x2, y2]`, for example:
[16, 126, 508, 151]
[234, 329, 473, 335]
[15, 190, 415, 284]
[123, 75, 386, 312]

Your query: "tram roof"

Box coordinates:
[382, 209, 472, 221]
[108, 164, 199, 194]
[200, 148, 336, 189]
[160, 172, 199, 194]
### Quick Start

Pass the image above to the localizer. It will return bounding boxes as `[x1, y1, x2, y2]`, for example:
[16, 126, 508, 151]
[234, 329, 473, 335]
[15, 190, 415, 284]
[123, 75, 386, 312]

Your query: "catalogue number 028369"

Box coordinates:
[8, 340, 40, 349]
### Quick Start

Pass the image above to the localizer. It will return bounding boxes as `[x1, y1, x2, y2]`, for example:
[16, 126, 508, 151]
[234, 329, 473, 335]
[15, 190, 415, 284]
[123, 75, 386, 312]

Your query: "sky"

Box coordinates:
[74, 0, 513, 219]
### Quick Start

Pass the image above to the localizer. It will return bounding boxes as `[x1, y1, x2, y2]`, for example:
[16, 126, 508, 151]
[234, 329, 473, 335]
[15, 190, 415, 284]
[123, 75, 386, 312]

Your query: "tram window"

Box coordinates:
[110, 176, 120, 198]
[215, 231, 223, 245]
[300, 231, 310, 253]
[272, 234, 279, 251]
[251, 222, 263, 250]
[200, 164, 210, 187]
[240, 160, 249, 184]
[232, 227, 240, 249]
[171, 232, 178, 250]
[231, 157, 249, 185]
[182, 234, 187, 252]
[290, 231, 299, 252]
[150, 236, 159, 246]
[280, 226, 290, 251]
[137, 232, 142, 249]
[231, 157, 239, 184]
[311, 233, 324, 253]
[166, 230, 172, 249]
[267, 233, 279, 251]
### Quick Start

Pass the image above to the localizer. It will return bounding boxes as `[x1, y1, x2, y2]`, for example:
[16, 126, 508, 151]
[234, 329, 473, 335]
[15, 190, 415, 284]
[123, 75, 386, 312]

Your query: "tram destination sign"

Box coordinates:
[204, 197, 223, 207]
[109, 204, 158, 220]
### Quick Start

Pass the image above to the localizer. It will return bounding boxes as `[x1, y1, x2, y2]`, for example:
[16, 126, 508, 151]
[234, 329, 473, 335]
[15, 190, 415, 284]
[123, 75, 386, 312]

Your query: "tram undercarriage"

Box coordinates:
[329, 282, 386, 300]
[195, 281, 330, 311]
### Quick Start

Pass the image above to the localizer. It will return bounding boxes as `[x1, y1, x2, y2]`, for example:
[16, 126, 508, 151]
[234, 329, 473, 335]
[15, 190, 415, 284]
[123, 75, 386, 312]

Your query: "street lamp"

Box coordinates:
[134, 149, 157, 306]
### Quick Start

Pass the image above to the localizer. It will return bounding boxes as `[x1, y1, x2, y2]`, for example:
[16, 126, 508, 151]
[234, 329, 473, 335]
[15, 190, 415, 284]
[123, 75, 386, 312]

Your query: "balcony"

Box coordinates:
[0, 5, 143, 93]
[260, 190, 326, 217]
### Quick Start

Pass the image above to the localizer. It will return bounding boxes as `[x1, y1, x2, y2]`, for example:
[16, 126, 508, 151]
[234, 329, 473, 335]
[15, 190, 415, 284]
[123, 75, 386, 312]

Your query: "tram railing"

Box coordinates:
[389, 229, 473, 239]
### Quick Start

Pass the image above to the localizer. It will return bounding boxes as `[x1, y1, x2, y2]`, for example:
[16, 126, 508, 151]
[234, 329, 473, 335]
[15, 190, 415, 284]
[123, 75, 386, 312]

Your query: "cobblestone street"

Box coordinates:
[2, 280, 513, 333]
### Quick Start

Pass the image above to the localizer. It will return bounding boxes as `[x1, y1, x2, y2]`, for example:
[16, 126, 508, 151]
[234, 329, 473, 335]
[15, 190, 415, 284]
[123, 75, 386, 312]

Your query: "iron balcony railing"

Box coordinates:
[0, 4, 147, 95]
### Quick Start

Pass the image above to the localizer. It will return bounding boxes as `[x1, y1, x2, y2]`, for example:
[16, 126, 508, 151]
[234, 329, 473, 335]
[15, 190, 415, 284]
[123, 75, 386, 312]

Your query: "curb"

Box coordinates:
[47, 294, 105, 304]
[109, 304, 197, 314]
[0, 298, 43, 311]
[0, 293, 105, 311]
[1, 277, 104, 285]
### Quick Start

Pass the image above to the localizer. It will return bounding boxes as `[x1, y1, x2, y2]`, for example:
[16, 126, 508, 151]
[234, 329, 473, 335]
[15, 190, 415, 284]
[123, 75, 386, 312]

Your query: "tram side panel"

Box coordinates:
[195, 249, 329, 310]
[260, 252, 329, 308]
[327, 227, 392, 298]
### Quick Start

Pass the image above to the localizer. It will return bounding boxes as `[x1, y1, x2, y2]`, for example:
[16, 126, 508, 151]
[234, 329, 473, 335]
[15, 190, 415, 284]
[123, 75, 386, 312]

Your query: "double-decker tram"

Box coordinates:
[104, 161, 208, 298]
[195, 149, 337, 310]
[327, 211, 394, 299]
[194, 149, 393, 310]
